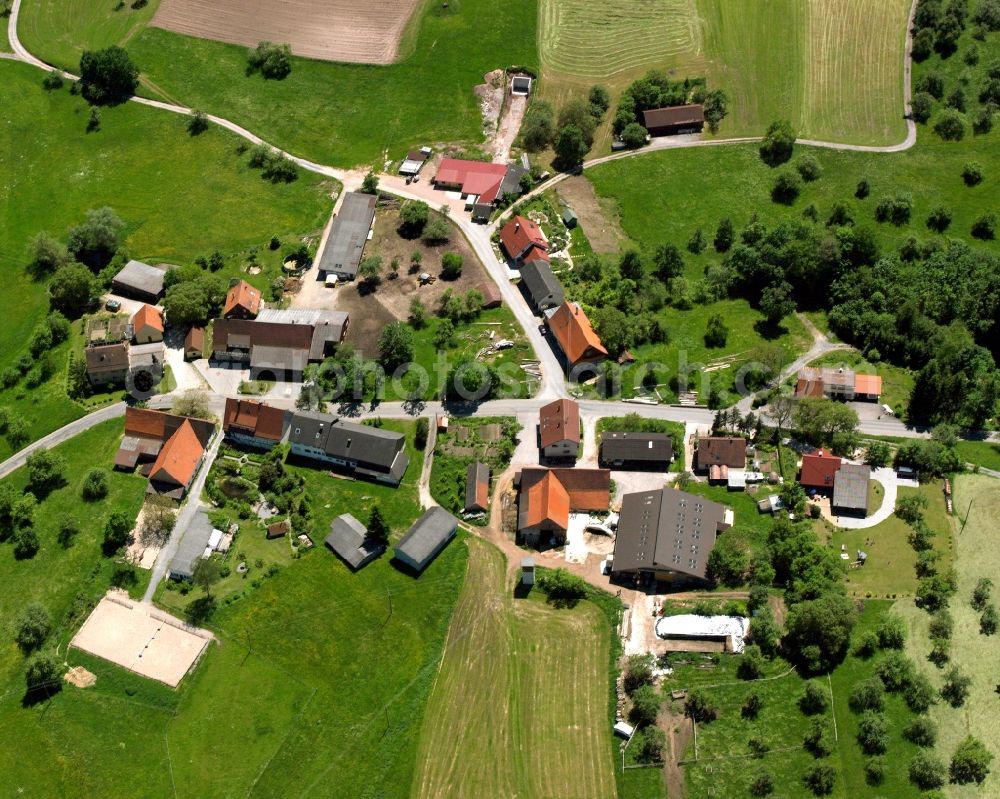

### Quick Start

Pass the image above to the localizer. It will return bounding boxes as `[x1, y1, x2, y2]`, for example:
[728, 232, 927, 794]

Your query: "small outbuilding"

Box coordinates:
[112, 260, 168, 303]
[184, 326, 204, 360]
[465, 462, 490, 514]
[641, 104, 705, 136]
[561, 207, 577, 228]
[394, 507, 458, 573]
[521, 556, 535, 586]
[511, 75, 532, 96]
[325, 513, 382, 570]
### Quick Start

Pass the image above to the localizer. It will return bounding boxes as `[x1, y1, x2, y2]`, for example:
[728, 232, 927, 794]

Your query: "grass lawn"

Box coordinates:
[683, 480, 778, 541]
[956, 440, 1000, 472]
[20, 0, 539, 167]
[828, 600, 928, 799]
[412, 538, 618, 799]
[0, 419, 147, 698]
[582, 298, 811, 405]
[817, 483, 953, 599]
[0, 58, 332, 454]
[897, 474, 1000, 799]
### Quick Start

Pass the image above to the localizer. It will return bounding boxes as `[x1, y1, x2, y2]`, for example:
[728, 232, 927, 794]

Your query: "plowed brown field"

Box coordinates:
[151, 0, 421, 64]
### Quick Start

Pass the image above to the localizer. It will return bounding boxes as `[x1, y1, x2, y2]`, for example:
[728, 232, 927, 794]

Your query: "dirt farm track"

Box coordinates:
[151, 0, 422, 64]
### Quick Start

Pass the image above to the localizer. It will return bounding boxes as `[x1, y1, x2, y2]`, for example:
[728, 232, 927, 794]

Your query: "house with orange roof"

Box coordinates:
[546, 302, 608, 372]
[798, 449, 843, 490]
[222, 398, 288, 450]
[794, 366, 881, 402]
[148, 419, 205, 498]
[853, 373, 883, 401]
[499, 216, 548, 264]
[538, 398, 580, 460]
[223, 280, 262, 320]
[517, 467, 611, 545]
[114, 407, 215, 498]
[131, 304, 164, 344]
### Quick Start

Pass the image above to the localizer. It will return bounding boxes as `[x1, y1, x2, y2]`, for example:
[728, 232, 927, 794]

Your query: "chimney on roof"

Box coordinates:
[514, 222, 520, 231]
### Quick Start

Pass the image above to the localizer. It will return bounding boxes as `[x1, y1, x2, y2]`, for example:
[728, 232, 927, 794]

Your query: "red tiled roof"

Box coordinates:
[499, 216, 548, 261]
[539, 399, 580, 449]
[854, 374, 883, 396]
[223, 280, 261, 318]
[547, 302, 608, 366]
[794, 377, 825, 398]
[223, 398, 285, 442]
[799, 449, 842, 489]
[149, 419, 204, 488]
[123, 407, 215, 445]
[434, 159, 508, 204]
[132, 304, 163, 333]
[518, 467, 611, 531]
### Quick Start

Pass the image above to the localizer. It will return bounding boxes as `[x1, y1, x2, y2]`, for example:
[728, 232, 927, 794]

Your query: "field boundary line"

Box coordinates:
[243, 685, 319, 798]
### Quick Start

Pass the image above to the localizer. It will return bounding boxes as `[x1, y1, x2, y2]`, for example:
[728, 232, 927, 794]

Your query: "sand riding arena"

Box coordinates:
[70, 592, 213, 688]
[151, 0, 422, 65]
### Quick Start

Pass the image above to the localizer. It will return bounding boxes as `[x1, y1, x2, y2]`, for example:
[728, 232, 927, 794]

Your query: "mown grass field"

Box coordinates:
[538, 0, 908, 146]
[412, 539, 618, 799]
[897, 475, 1000, 799]
[19, 0, 539, 167]
[0, 59, 332, 457]
[0, 417, 469, 797]
[819, 483, 953, 599]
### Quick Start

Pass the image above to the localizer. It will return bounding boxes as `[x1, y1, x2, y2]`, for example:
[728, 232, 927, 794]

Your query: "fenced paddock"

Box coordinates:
[70, 592, 212, 688]
[151, 0, 422, 64]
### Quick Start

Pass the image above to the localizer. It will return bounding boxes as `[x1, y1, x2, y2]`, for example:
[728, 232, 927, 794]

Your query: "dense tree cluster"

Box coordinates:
[612, 72, 713, 136]
[79, 47, 139, 106]
[246, 41, 292, 80]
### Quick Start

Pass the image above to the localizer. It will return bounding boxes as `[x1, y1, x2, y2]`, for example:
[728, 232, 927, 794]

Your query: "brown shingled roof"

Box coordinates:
[123, 406, 215, 446]
[223, 398, 286, 442]
[539, 399, 580, 449]
[696, 436, 747, 469]
[641, 104, 705, 129]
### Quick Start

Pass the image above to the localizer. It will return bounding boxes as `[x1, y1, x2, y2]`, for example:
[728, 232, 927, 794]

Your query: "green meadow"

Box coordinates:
[0, 59, 331, 457]
[19, 0, 540, 167]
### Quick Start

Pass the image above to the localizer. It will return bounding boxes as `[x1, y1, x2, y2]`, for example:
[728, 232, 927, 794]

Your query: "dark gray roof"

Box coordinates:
[325, 513, 381, 569]
[613, 488, 729, 580]
[395, 506, 458, 569]
[833, 463, 870, 512]
[465, 462, 490, 512]
[169, 510, 214, 579]
[600, 432, 673, 464]
[113, 260, 166, 297]
[318, 192, 377, 278]
[499, 163, 527, 199]
[250, 345, 309, 372]
[289, 412, 408, 478]
[256, 309, 349, 359]
[519, 260, 564, 310]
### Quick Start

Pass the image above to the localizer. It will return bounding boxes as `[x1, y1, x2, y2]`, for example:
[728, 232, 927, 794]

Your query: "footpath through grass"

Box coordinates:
[20, 0, 539, 167]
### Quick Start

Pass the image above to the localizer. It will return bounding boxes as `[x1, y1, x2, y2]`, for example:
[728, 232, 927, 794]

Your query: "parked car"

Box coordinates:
[105, 299, 122, 312]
